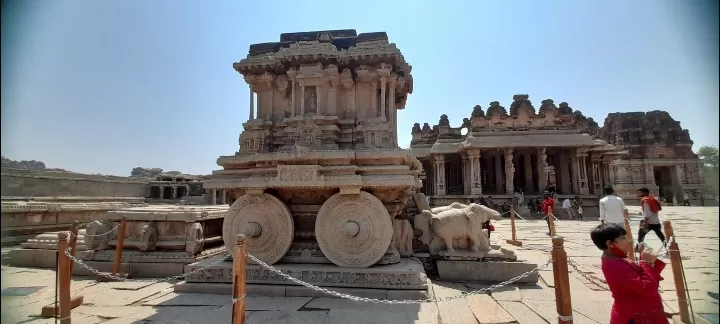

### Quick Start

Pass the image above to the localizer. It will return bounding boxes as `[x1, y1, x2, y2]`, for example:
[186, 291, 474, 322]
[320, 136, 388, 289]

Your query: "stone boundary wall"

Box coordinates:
[1, 167, 150, 197]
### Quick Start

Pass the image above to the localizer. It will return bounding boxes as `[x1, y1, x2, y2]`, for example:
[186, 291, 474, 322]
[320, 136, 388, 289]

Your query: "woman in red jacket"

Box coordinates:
[590, 223, 667, 324]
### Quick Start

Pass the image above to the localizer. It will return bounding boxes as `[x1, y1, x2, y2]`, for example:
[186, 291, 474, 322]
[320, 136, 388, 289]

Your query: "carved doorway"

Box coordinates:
[653, 166, 674, 200]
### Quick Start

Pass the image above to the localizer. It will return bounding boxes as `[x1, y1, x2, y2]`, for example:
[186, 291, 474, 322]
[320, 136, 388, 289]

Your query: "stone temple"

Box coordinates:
[410, 99, 707, 211]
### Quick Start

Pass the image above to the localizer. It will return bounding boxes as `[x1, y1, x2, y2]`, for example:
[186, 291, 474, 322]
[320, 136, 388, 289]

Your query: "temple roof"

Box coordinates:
[247, 30, 389, 57]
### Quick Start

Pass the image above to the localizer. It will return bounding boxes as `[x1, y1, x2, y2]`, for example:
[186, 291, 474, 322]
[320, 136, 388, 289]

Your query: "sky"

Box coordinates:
[1, 0, 718, 176]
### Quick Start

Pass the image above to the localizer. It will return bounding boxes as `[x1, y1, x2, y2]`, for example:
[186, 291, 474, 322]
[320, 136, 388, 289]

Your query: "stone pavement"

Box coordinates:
[1, 206, 717, 324]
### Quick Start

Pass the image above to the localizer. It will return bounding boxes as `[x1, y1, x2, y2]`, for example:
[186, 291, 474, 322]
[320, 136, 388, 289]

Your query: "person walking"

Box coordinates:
[562, 198, 575, 220]
[541, 191, 555, 235]
[599, 186, 629, 227]
[574, 196, 584, 221]
[636, 188, 666, 247]
[683, 192, 690, 206]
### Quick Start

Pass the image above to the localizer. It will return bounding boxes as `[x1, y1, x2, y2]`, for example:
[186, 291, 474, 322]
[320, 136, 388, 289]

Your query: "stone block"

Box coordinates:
[436, 260, 539, 283]
[7, 248, 91, 268]
[173, 282, 287, 297]
[184, 256, 429, 290]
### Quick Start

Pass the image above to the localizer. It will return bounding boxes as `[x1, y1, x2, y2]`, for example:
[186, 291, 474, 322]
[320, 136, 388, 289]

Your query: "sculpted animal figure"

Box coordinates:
[422, 203, 497, 254]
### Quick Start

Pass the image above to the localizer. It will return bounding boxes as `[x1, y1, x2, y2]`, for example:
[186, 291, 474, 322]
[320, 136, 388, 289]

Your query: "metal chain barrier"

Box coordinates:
[59, 234, 553, 304]
[63, 244, 232, 283]
[67, 223, 122, 238]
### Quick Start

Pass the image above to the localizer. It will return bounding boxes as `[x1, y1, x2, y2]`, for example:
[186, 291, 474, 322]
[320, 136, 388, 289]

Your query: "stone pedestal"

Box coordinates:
[177, 257, 430, 299]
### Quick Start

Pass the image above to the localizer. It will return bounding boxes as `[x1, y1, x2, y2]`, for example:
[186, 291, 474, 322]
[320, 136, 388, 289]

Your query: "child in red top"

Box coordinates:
[591, 223, 667, 324]
[541, 191, 555, 234]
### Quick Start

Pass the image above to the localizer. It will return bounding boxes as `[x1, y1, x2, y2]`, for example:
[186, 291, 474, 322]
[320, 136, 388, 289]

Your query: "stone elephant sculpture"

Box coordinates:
[422, 203, 497, 254]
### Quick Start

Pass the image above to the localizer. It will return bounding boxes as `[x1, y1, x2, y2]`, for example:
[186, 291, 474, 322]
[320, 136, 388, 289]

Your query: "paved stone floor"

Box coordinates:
[1, 206, 717, 324]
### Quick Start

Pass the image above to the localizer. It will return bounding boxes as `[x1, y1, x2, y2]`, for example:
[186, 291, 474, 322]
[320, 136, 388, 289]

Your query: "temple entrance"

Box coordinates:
[654, 166, 674, 200]
[163, 187, 173, 200]
[421, 160, 433, 195]
[444, 154, 464, 195]
[149, 186, 160, 199]
[177, 186, 187, 198]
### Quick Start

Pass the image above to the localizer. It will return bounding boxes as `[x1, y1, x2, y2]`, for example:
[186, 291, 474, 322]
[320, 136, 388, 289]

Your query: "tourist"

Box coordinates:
[636, 188, 666, 247]
[574, 196, 584, 221]
[700, 193, 705, 207]
[527, 198, 537, 214]
[562, 198, 575, 220]
[599, 186, 628, 227]
[485, 196, 495, 209]
[683, 192, 690, 206]
[469, 198, 475, 204]
[545, 183, 557, 196]
[590, 223, 667, 323]
[426, 194, 431, 206]
[477, 196, 487, 206]
[541, 191, 555, 235]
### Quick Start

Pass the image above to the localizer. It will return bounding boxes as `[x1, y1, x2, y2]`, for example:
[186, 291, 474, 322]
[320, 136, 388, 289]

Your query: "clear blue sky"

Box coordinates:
[2, 0, 718, 176]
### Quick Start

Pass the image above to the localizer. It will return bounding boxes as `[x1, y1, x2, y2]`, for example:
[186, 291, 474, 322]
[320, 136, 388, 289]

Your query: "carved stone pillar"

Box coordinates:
[299, 83, 305, 116]
[494, 153, 503, 193]
[315, 85, 322, 114]
[469, 150, 483, 195]
[171, 186, 177, 199]
[523, 152, 533, 193]
[433, 155, 446, 196]
[185, 185, 190, 197]
[461, 154, 470, 195]
[221, 190, 227, 204]
[290, 81, 296, 117]
[673, 164, 684, 200]
[504, 148, 515, 194]
[389, 76, 397, 145]
[537, 148, 547, 192]
[249, 85, 254, 121]
[575, 151, 590, 195]
[159, 186, 165, 199]
[380, 77, 387, 120]
[372, 80, 378, 117]
[146, 187, 152, 198]
[211, 189, 217, 205]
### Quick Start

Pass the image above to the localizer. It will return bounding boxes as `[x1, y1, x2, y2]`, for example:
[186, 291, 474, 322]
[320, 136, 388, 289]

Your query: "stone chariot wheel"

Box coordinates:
[222, 193, 294, 265]
[315, 191, 393, 268]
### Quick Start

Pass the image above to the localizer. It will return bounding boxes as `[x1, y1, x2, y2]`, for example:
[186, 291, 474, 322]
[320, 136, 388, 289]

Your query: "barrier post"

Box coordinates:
[552, 236, 573, 324]
[506, 205, 522, 246]
[663, 221, 691, 323]
[41, 230, 84, 318]
[97, 217, 130, 281]
[623, 216, 636, 262]
[68, 221, 80, 274]
[548, 211, 557, 237]
[112, 216, 127, 275]
[232, 234, 247, 324]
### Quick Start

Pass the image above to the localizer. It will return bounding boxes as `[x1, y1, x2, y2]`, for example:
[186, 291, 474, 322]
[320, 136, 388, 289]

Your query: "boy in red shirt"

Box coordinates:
[541, 191, 555, 235]
[591, 223, 666, 323]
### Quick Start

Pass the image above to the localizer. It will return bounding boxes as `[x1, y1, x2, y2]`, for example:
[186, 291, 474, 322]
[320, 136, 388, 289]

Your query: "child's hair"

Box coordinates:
[590, 223, 627, 250]
[469, 198, 475, 203]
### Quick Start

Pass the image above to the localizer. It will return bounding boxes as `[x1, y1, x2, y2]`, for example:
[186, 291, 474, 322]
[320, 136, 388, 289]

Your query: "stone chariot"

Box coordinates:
[204, 29, 421, 269]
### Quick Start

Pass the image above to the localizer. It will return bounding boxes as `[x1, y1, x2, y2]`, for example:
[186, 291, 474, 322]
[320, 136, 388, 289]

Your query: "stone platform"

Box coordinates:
[436, 259, 540, 284]
[0, 200, 143, 245]
[177, 257, 430, 299]
[76, 205, 229, 277]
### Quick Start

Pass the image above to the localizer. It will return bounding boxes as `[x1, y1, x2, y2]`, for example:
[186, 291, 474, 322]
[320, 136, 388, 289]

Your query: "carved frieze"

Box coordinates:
[276, 165, 321, 182]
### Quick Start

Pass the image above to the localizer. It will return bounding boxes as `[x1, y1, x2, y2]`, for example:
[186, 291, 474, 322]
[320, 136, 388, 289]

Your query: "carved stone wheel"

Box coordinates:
[222, 193, 294, 265]
[315, 191, 393, 268]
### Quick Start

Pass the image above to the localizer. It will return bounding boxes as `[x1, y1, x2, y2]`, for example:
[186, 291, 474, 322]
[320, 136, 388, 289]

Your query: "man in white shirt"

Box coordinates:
[561, 198, 575, 219]
[599, 185, 628, 226]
